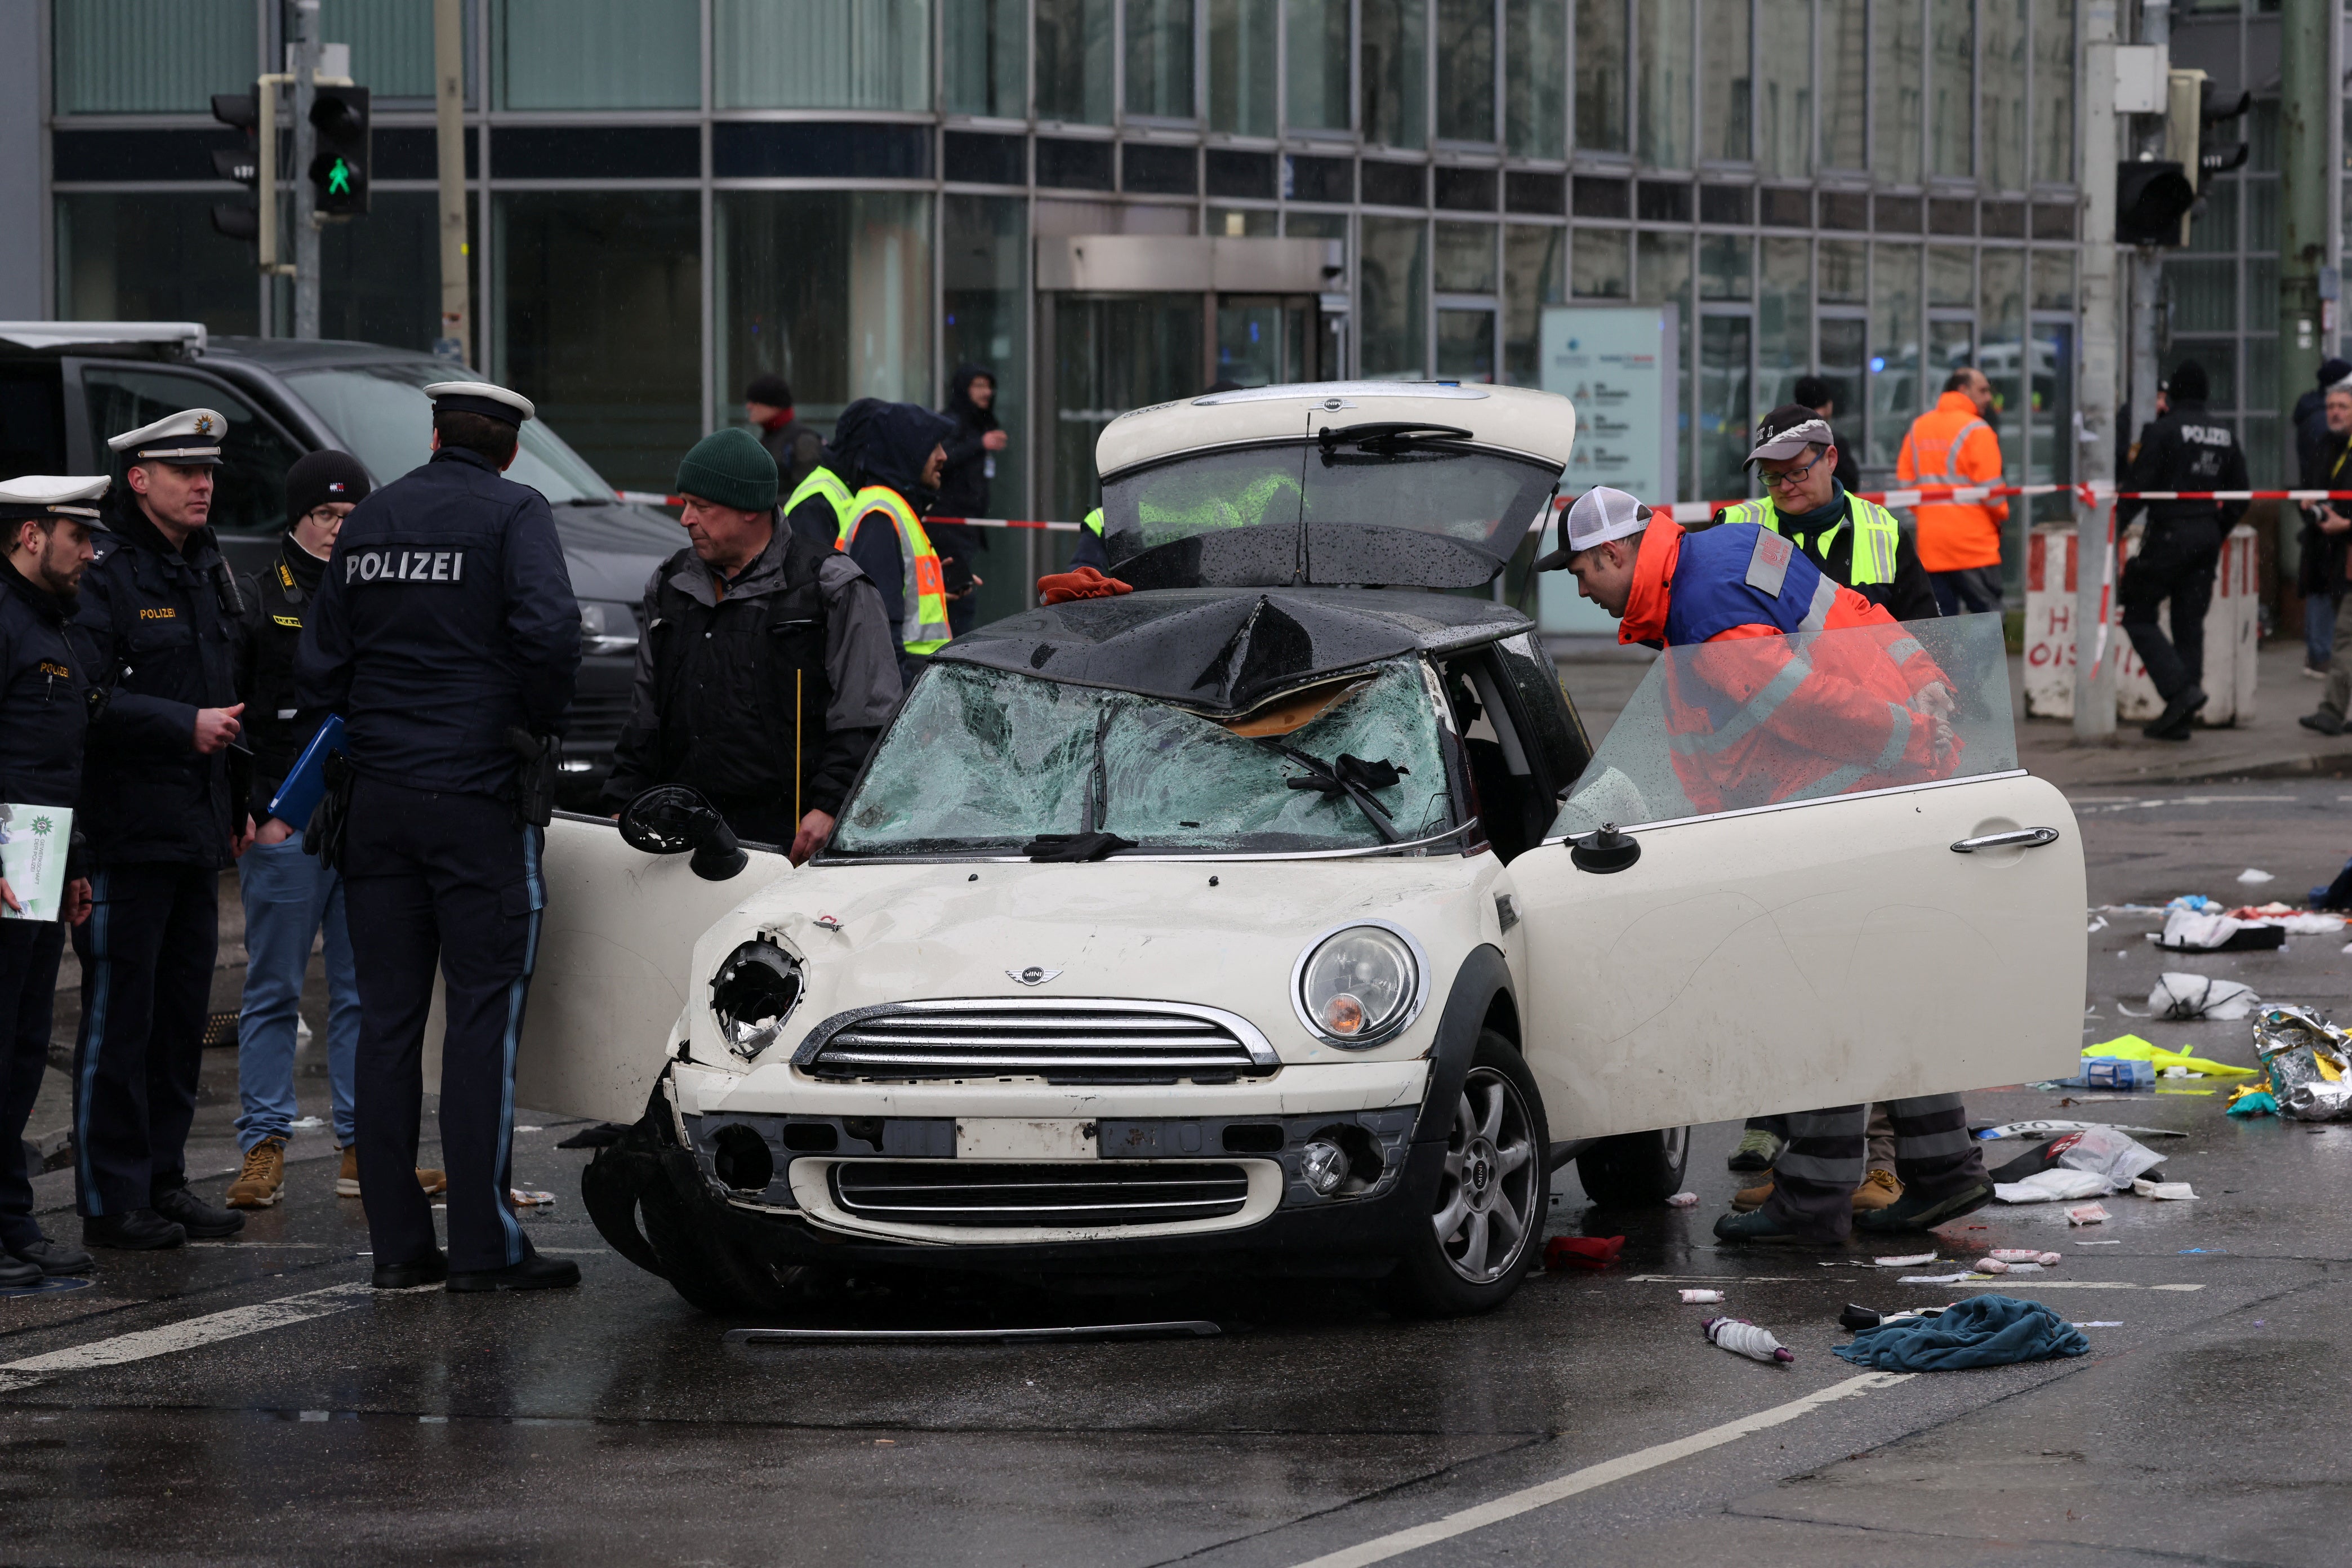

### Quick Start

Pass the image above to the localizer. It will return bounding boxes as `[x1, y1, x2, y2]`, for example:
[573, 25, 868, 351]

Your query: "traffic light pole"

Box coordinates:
[2280, 0, 2329, 470]
[2077, 0, 2123, 741]
[2127, 3, 2168, 458]
[291, 0, 322, 339]
[433, 0, 470, 364]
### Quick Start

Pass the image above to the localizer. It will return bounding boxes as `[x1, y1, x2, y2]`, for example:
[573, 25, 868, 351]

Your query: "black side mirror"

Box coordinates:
[1569, 822, 1641, 875]
[619, 785, 749, 881]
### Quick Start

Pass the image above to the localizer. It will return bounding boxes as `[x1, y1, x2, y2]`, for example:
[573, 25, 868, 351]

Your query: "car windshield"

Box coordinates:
[829, 657, 1459, 858]
[281, 362, 613, 502]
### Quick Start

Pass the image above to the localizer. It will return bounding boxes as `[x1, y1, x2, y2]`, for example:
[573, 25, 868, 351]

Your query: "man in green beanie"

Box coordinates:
[600, 428, 901, 862]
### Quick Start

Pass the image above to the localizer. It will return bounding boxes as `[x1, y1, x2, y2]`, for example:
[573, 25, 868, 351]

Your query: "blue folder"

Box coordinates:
[264, 714, 345, 828]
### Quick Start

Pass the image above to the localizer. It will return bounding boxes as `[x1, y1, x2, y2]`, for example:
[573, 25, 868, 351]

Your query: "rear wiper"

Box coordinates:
[1260, 741, 1405, 843]
[1316, 421, 1474, 455]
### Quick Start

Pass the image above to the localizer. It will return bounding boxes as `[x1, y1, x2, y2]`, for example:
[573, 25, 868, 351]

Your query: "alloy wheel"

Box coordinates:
[1430, 1066, 1539, 1283]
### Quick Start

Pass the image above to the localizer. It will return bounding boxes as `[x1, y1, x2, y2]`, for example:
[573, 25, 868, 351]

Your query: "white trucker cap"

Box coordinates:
[1534, 486, 1652, 570]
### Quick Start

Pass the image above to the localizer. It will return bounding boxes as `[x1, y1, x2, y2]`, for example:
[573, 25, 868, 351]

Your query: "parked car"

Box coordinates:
[0, 320, 677, 793]
[501, 382, 2086, 1317]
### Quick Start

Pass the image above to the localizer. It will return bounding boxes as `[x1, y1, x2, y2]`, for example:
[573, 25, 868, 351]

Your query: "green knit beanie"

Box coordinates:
[675, 427, 777, 511]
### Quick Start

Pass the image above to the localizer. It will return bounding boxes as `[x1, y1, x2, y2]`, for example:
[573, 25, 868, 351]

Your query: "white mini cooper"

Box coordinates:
[513, 382, 2086, 1316]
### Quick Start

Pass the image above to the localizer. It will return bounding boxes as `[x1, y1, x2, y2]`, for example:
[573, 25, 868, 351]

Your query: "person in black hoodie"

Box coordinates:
[830, 399, 957, 684]
[933, 365, 1006, 636]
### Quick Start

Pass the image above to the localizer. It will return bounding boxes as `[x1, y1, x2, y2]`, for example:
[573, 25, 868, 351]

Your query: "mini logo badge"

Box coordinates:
[1008, 965, 1062, 987]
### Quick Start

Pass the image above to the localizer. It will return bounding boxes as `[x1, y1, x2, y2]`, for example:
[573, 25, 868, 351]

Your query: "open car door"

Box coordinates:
[427, 812, 791, 1124]
[1509, 614, 2084, 1139]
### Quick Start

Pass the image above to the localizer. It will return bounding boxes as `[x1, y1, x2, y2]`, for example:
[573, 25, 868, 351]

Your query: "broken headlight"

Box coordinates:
[1293, 921, 1424, 1048]
[709, 938, 804, 1062]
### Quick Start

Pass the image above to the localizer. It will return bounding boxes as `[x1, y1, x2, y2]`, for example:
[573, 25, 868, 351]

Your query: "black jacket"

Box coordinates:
[934, 364, 1000, 531]
[2299, 422, 2352, 597]
[234, 537, 332, 812]
[73, 499, 245, 868]
[2119, 401, 2249, 536]
[0, 558, 95, 816]
[296, 446, 582, 799]
[758, 417, 825, 500]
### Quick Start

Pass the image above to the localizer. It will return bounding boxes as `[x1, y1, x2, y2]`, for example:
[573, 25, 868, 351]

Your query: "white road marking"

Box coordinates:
[0, 1281, 371, 1394]
[1286, 1372, 1913, 1568]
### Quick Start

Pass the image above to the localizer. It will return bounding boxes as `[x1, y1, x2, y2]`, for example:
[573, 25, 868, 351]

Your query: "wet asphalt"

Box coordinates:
[4, 779, 2351, 1565]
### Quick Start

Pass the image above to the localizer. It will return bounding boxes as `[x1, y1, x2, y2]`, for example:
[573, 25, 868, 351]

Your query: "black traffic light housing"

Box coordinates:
[2117, 160, 2197, 247]
[209, 90, 262, 243]
[308, 85, 371, 217]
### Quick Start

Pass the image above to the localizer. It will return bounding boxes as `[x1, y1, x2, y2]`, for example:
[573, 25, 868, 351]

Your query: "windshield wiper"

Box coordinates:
[1260, 742, 1406, 843]
[1316, 421, 1475, 455]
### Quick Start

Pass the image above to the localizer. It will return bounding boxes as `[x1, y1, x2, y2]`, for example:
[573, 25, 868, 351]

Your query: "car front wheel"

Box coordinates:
[1575, 1125, 1692, 1208]
[1388, 1031, 1549, 1317]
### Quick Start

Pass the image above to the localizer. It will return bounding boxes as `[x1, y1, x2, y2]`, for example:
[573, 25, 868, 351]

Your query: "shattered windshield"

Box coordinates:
[830, 657, 1458, 858]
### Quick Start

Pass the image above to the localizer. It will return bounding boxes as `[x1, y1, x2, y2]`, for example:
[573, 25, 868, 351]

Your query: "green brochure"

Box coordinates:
[0, 804, 72, 922]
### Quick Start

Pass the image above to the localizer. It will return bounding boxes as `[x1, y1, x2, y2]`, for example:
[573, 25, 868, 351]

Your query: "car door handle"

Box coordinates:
[1950, 827, 2061, 853]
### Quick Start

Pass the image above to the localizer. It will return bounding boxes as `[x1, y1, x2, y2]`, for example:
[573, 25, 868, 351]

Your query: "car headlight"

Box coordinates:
[580, 599, 640, 656]
[1292, 921, 1426, 1048]
[709, 938, 804, 1062]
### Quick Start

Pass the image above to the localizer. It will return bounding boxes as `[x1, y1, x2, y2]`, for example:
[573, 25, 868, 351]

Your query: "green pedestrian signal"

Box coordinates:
[306, 85, 371, 216]
[327, 157, 353, 195]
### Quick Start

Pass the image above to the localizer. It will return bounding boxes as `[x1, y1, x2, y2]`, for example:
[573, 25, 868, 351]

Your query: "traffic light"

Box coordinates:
[210, 91, 262, 244]
[2116, 160, 2197, 247]
[308, 85, 371, 216]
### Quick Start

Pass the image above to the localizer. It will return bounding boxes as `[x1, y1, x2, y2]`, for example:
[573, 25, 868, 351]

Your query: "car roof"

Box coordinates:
[1097, 381, 1576, 480]
[205, 336, 458, 373]
[934, 586, 1533, 716]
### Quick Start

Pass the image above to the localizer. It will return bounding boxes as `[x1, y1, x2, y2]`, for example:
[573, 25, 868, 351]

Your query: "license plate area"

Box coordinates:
[954, 1117, 1099, 1160]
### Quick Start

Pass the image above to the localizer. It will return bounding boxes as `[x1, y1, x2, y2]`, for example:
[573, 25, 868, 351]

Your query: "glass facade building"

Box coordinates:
[24, 1, 2350, 607]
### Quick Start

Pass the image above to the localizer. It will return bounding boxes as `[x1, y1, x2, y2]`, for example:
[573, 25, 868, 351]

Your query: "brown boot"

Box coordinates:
[226, 1138, 287, 1209]
[1730, 1177, 1773, 1213]
[338, 1146, 448, 1199]
[1850, 1168, 1904, 1211]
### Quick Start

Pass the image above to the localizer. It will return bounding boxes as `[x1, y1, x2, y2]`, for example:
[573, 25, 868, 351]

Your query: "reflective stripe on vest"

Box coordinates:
[1083, 507, 1103, 538]
[1720, 493, 1902, 589]
[787, 467, 856, 537]
[840, 485, 952, 654]
[1905, 416, 1991, 487]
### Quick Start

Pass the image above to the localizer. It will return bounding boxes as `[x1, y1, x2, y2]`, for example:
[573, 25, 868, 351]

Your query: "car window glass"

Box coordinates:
[832, 657, 1456, 858]
[1490, 632, 1591, 790]
[1551, 613, 2017, 835]
[78, 364, 305, 536]
[281, 363, 611, 502]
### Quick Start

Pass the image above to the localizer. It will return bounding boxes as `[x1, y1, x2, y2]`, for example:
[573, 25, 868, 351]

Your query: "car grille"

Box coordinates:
[831, 1161, 1252, 1227]
[795, 999, 1279, 1085]
[560, 688, 632, 751]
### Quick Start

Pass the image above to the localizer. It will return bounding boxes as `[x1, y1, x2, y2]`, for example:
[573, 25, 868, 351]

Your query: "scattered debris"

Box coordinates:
[1834, 1294, 2091, 1370]
[1545, 1235, 1624, 1271]
[2083, 1036, 2257, 1079]
[2076, 1239, 2123, 1245]
[2148, 973, 2259, 1022]
[2237, 868, 2275, 885]
[509, 1189, 556, 1208]
[2132, 1178, 2197, 1200]
[2087, 916, 2109, 934]
[1898, 1272, 1980, 1284]
[1989, 1249, 2064, 1266]
[2065, 1202, 2111, 1225]
[1703, 1316, 1793, 1365]
[2148, 910, 2285, 952]
[288, 1116, 326, 1130]
[1994, 1168, 2114, 1204]
[1975, 1119, 2188, 1141]
[2073, 1321, 2126, 1328]
[1664, 1191, 1699, 1208]
[1872, 1253, 1938, 1267]
[2253, 1006, 2352, 1120]
[1678, 1289, 1725, 1304]
[2165, 894, 2220, 914]
[2225, 1087, 2278, 1119]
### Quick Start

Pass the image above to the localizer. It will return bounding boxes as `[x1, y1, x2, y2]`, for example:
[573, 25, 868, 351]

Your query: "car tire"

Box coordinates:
[1575, 1126, 1692, 1209]
[1387, 1030, 1550, 1318]
[638, 1177, 796, 1316]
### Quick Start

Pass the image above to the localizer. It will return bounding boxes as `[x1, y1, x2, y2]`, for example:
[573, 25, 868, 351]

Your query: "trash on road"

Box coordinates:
[1873, 1253, 1938, 1267]
[1834, 1293, 2091, 1370]
[1974, 1118, 2188, 1141]
[2226, 903, 2345, 933]
[1678, 1288, 1725, 1303]
[1989, 1249, 2064, 1265]
[1703, 1316, 1794, 1365]
[2237, 868, 2275, 884]
[1898, 1272, 1980, 1284]
[2253, 1006, 2352, 1120]
[2084, 1036, 2259, 1079]
[2066, 1202, 2112, 1225]
[2073, 1320, 2126, 1328]
[2149, 973, 2259, 1022]
[2226, 1087, 2279, 1118]
[2149, 910, 2286, 952]
[2164, 894, 2220, 914]
[1839, 1303, 1943, 1331]
[1545, 1235, 1624, 1271]
[2280, 1080, 2352, 1120]
[1994, 1168, 2115, 1203]
[2078, 1057, 2157, 1090]
[2132, 1178, 2198, 1200]
[2050, 1125, 2168, 1187]
[1664, 1191, 1699, 1208]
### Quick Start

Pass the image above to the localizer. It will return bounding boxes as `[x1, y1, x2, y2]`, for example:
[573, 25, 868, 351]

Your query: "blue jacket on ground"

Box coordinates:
[295, 446, 581, 799]
[1833, 1293, 2090, 1371]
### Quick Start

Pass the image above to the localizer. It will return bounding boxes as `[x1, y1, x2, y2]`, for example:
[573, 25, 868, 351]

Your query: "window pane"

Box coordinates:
[1820, 0, 1866, 170]
[2028, 322, 2072, 521]
[1575, 0, 1628, 153]
[1506, 1, 1567, 159]
[55, 193, 259, 333]
[1757, 0, 1812, 179]
[945, 0, 1028, 117]
[1504, 224, 1569, 384]
[1128, 0, 1197, 118]
[2031, 0, 2073, 184]
[2030, 247, 2073, 310]
[1758, 237, 1809, 407]
[1364, 0, 1429, 149]
[1820, 237, 1867, 301]
[1287, 0, 1352, 130]
[1437, 0, 1497, 142]
[1978, 246, 2024, 472]
[2169, 258, 2237, 333]
[717, 0, 929, 110]
[1930, 0, 1972, 177]
[54, 0, 253, 114]
[1573, 227, 1630, 295]
[1928, 245, 1972, 306]
[1981, 0, 2026, 191]
[495, 192, 701, 494]
[1209, 0, 1277, 133]
[1875, 0, 1924, 183]
[1700, 314, 1752, 502]
[1700, 0, 1752, 163]
[2186, 179, 2237, 253]
[1870, 241, 1921, 467]
[943, 195, 1030, 625]
[79, 364, 304, 538]
[1039, 0, 1115, 122]
[497, 0, 698, 109]
[317, 190, 465, 352]
[1436, 221, 1498, 291]
[1699, 234, 1751, 300]
[1638, 231, 1694, 496]
[1437, 309, 1498, 381]
[1361, 216, 1431, 376]
[1637, 0, 1692, 167]
[1819, 315, 1866, 456]
[320, 0, 436, 99]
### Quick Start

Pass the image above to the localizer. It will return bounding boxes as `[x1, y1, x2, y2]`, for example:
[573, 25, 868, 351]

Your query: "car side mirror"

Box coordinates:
[1569, 822, 1641, 875]
[618, 784, 749, 881]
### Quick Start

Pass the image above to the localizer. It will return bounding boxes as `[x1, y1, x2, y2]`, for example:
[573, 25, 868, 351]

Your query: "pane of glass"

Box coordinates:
[1819, 238, 1867, 302]
[1819, 315, 1867, 458]
[54, 0, 253, 113]
[1638, 231, 1694, 496]
[942, 196, 1028, 629]
[1435, 221, 1498, 291]
[715, 0, 929, 110]
[1287, 0, 1352, 130]
[1820, 0, 1866, 169]
[1128, 0, 1197, 118]
[2246, 179, 2280, 256]
[1870, 242, 1921, 468]
[944, 0, 1029, 117]
[2030, 248, 2073, 311]
[1505, 0, 1567, 159]
[1700, 0, 1752, 163]
[1437, 0, 1498, 142]
[1215, 301, 1286, 384]
[2028, 322, 2072, 522]
[1050, 295, 1202, 522]
[320, 0, 436, 99]
[78, 364, 304, 537]
[1637, 0, 1693, 167]
[2031, 0, 2074, 184]
[1575, 0, 1628, 154]
[1363, 0, 1429, 149]
[1573, 227, 1630, 296]
[1212, 206, 1281, 234]
[1699, 234, 1752, 301]
[2243, 413, 2280, 489]
[498, 0, 700, 109]
[1037, 0, 1115, 122]
[1980, 0, 2026, 190]
[1554, 614, 2017, 830]
[316, 190, 467, 354]
[1361, 216, 1431, 375]
[718, 190, 935, 436]
[1437, 309, 1498, 381]
[1758, 237, 1810, 408]
[2169, 258, 2238, 333]
[281, 361, 625, 506]
[1756, 0, 1812, 179]
[1504, 224, 1569, 384]
[54, 193, 259, 333]
[1977, 247, 2025, 578]
[1928, 246, 1972, 307]
[1930, 0, 1972, 178]
[1930, 320, 1974, 402]
[1209, 0, 1277, 133]
[2186, 179, 2237, 254]
[1874, 0, 1924, 184]
[1699, 314, 1752, 502]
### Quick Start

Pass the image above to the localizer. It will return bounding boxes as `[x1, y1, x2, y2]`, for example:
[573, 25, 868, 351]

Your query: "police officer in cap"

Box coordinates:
[73, 410, 253, 1250]
[297, 380, 582, 1292]
[0, 477, 108, 1282]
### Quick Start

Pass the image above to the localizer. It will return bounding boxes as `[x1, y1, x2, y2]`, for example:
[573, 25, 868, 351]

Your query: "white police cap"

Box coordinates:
[107, 409, 227, 466]
[424, 380, 534, 425]
[0, 475, 113, 529]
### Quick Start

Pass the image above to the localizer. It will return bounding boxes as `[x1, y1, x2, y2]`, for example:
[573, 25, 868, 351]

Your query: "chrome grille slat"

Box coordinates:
[800, 999, 1276, 1084]
[832, 1161, 1252, 1228]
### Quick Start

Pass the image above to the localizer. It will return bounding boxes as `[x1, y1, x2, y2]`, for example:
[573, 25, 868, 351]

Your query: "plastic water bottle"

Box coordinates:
[1703, 1316, 1794, 1364]
[2082, 1058, 2155, 1091]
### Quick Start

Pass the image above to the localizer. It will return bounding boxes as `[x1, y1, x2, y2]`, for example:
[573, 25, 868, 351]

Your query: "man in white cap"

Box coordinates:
[69, 411, 253, 1251]
[0, 478, 109, 1281]
[296, 379, 584, 1294]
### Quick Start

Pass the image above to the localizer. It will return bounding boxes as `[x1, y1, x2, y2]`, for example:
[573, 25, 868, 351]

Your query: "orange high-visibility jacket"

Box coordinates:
[1897, 390, 2009, 572]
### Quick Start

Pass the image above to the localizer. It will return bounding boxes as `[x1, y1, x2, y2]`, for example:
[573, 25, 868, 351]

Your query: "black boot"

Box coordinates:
[373, 1249, 448, 1290]
[10, 1236, 95, 1275]
[2144, 684, 2207, 741]
[446, 1253, 581, 1293]
[83, 1209, 188, 1250]
[2302, 710, 2347, 736]
[152, 1184, 246, 1240]
[0, 1253, 41, 1288]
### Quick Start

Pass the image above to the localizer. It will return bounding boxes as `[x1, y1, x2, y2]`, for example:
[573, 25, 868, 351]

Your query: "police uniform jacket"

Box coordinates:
[295, 446, 582, 799]
[73, 498, 243, 868]
[601, 521, 902, 821]
[233, 537, 331, 809]
[0, 557, 94, 813]
[2119, 400, 2251, 538]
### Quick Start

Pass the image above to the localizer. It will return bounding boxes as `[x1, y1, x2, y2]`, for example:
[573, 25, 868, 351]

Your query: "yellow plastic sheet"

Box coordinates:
[2084, 1035, 2259, 1077]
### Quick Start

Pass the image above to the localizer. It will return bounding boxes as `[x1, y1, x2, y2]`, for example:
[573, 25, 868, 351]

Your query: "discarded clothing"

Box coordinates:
[1833, 1293, 2090, 1370]
[2148, 973, 2259, 1022]
[2225, 1088, 2278, 1118]
[2149, 910, 2284, 952]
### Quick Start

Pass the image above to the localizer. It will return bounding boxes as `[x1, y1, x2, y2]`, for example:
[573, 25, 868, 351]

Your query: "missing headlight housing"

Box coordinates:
[709, 938, 804, 1062]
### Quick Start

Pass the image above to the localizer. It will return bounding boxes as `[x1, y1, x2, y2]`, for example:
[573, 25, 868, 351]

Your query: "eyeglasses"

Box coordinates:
[1758, 453, 1824, 491]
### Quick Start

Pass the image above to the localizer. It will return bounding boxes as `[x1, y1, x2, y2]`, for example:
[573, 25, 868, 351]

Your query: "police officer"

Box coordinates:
[601, 429, 901, 859]
[2119, 360, 2247, 741]
[0, 477, 108, 1282]
[296, 381, 583, 1293]
[73, 411, 253, 1250]
[1720, 405, 1940, 620]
